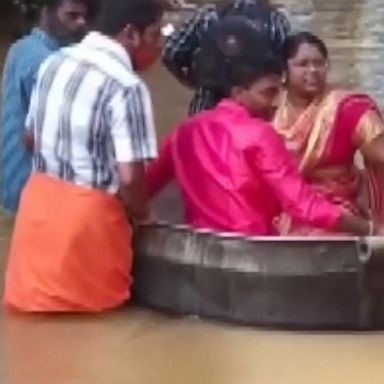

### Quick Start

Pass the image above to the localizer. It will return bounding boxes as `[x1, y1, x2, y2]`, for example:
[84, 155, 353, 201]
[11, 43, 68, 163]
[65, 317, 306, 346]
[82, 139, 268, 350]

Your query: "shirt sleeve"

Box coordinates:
[145, 133, 175, 199]
[162, 5, 216, 85]
[108, 82, 157, 163]
[245, 123, 341, 230]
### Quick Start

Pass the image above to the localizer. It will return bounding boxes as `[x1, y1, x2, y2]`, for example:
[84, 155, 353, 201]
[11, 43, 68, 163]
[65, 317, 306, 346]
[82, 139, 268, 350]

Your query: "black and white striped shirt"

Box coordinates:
[26, 32, 157, 194]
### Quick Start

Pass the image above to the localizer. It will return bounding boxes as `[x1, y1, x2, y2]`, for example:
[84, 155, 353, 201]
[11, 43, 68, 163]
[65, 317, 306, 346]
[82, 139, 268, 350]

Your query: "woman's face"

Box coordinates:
[286, 42, 328, 98]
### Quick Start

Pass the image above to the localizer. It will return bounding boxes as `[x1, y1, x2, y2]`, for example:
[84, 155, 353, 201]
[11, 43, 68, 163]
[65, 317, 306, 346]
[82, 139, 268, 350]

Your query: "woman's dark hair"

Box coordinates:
[282, 31, 328, 62]
[95, 0, 164, 35]
[194, 16, 283, 97]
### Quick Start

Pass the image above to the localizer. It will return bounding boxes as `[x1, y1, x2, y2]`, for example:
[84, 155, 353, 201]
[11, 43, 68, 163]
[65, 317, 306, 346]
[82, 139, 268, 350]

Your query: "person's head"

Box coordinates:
[95, 0, 165, 71]
[282, 32, 329, 99]
[218, 0, 290, 55]
[41, 0, 97, 44]
[195, 17, 283, 120]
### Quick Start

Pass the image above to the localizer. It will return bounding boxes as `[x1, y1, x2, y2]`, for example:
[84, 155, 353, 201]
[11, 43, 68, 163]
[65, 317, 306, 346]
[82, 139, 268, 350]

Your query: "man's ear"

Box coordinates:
[120, 24, 141, 48]
[230, 85, 243, 100]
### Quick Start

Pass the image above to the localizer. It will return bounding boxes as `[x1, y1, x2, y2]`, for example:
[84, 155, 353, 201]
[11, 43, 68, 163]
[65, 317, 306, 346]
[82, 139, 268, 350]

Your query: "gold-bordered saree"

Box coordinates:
[274, 88, 384, 235]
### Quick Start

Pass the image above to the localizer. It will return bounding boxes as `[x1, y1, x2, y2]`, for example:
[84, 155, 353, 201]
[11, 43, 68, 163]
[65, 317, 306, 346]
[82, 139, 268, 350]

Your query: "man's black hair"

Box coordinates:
[194, 16, 283, 97]
[42, 0, 99, 16]
[95, 0, 164, 35]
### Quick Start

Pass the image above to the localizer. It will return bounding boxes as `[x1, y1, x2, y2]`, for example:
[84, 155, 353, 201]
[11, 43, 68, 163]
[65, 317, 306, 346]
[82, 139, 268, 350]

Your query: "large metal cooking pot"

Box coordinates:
[133, 223, 384, 329]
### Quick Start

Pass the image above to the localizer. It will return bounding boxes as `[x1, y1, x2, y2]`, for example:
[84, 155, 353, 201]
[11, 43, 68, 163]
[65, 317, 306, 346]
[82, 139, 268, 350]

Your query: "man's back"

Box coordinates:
[28, 32, 156, 194]
[147, 100, 282, 234]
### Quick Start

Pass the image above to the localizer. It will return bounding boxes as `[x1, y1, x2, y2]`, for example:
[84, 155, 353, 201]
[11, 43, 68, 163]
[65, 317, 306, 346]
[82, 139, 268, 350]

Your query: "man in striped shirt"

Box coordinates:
[163, 0, 291, 115]
[4, 0, 164, 313]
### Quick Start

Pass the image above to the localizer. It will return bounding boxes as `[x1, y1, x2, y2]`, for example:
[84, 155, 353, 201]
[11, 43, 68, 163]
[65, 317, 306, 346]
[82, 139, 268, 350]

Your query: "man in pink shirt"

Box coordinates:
[146, 18, 374, 236]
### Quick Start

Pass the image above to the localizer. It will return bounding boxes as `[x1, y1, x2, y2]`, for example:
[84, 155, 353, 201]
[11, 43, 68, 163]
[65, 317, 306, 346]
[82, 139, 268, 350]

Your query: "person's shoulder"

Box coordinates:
[3, 35, 33, 65]
[180, 3, 218, 31]
[176, 109, 214, 132]
[325, 87, 373, 110]
[187, 3, 218, 26]
[254, 118, 281, 139]
[253, 117, 275, 131]
[64, 41, 142, 91]
[7, 33, 35, 51]
[9, 32, 51, 58]
[121, 72, 147, 95]
[4, 33, 55, 75]
[106, 72, 149, 105]
[240, 117, 282, 149]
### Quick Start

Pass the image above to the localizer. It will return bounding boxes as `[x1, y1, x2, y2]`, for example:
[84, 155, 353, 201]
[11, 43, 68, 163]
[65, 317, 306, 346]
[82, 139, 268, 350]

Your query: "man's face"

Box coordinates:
[47, 0, 88, 44]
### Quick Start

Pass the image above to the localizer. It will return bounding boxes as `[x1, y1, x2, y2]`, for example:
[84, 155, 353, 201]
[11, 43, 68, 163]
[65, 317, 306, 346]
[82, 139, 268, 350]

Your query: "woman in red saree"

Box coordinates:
[274, 32, 384, 235]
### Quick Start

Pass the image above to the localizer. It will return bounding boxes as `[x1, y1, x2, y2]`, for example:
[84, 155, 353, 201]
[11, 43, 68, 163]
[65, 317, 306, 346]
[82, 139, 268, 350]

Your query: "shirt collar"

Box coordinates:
[31, 27, 60, 50]
[80, 31, 133, 71]
[216, 99, 251, 117]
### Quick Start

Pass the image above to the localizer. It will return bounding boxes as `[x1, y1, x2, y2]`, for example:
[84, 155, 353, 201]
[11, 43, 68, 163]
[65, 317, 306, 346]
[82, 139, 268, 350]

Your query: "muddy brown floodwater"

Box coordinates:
[2, 33, 384, 384]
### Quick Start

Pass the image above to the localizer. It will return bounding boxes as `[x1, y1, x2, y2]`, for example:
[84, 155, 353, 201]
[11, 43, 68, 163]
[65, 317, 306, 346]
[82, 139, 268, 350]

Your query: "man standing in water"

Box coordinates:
[1, 0, 96, 214]
[163, 0, 291, 115]
[3, 0, 163, 313]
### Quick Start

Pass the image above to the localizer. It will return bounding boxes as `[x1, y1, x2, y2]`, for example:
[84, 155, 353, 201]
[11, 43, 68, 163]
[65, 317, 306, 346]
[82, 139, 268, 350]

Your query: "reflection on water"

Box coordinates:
[2, 28, 384, 384]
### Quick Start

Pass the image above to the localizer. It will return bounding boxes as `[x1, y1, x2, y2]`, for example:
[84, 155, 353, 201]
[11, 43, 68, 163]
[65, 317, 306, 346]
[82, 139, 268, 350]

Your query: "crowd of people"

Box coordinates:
[1, 0, 384, 313]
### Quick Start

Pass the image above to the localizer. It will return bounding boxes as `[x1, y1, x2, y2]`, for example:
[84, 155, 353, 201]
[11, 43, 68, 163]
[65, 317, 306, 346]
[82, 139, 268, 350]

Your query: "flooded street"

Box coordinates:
[2, 29, 384, 384]
[3, 308, 384, 384]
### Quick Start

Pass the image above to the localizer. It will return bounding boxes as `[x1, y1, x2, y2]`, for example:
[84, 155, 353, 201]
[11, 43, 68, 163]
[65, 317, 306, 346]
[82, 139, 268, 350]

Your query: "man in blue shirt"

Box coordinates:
[1, 0, 96, 213]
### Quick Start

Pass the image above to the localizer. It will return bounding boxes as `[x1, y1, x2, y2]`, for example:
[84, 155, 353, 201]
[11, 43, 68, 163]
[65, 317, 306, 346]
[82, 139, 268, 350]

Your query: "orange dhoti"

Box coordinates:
[3, 173, 132, 313]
